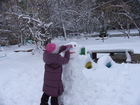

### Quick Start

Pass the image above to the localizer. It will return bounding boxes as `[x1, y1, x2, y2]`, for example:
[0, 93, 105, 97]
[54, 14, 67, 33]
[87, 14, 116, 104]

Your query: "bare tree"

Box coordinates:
[1, 0, 140, 46]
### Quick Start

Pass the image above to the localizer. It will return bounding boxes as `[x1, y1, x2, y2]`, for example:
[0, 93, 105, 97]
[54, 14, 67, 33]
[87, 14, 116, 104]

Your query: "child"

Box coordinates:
[40, 43, 72, 105]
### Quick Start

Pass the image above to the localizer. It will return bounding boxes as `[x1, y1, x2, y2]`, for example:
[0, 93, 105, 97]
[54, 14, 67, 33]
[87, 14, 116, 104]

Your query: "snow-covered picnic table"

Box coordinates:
[87, 49, 134, 62]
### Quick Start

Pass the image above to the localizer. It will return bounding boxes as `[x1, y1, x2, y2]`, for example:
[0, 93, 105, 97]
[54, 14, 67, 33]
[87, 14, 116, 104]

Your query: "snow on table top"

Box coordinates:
[87, 49, 134, 53]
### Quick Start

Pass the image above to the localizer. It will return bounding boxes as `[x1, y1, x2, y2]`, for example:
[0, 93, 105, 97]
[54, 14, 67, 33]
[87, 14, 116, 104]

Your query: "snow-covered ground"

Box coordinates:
[0, 36, 140, 105]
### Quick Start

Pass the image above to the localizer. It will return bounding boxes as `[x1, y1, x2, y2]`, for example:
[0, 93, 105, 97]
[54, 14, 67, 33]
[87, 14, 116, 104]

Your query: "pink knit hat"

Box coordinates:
[46, 43, 59, 54]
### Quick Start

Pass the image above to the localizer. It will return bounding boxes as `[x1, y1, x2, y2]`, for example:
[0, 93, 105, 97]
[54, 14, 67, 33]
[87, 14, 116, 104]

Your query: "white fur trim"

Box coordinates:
[51, 44, 59, 54]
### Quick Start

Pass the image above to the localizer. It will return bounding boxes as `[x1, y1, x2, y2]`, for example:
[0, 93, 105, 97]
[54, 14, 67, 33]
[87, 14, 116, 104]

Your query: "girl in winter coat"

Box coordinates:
[40, 43, 72, 105]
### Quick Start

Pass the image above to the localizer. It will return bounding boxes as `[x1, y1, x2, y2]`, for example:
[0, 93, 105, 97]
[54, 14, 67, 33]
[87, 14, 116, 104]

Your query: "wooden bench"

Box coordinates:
[14, 49, 33, 52]
[87, 49, 134, 62]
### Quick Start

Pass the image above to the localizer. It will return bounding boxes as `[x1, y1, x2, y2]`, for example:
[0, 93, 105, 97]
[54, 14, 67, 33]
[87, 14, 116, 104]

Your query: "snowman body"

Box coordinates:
[60, 42, 96, 105]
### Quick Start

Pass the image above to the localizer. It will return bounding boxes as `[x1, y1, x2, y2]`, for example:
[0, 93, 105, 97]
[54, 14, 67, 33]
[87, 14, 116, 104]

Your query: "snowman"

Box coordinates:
[59, 42, 97, 105]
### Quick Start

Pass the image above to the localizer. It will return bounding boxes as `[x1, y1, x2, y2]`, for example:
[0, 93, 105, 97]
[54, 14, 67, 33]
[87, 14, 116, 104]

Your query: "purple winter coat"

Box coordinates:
[43, 46, 70, 97]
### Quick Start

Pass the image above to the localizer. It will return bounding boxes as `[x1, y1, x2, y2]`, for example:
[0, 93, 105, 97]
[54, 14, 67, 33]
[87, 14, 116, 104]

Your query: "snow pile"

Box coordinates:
[0, 51, 44, 105]
[60, 42, 132, 105]
[0, 46, 6, 58]
[97, 55, 115, 68]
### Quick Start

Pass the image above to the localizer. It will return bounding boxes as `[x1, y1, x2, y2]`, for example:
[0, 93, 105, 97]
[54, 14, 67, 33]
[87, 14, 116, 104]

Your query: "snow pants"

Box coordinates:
[40, 92, 59, 105]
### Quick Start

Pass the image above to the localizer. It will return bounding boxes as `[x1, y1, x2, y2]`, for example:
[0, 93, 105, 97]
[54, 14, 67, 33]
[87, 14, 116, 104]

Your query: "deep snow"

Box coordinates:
[0, 36, 140, 105]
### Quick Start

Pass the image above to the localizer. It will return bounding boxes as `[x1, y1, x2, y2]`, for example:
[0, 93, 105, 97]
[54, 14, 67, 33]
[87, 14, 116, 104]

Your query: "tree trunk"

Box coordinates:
[62, 23, 67, 41]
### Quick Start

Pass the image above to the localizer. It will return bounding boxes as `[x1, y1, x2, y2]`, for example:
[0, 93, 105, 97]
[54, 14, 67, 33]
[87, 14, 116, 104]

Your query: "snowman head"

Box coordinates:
[67, 42, 80, 59]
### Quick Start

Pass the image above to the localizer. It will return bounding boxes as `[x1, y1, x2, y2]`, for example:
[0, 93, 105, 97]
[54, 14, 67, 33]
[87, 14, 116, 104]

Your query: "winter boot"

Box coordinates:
[40, 103, 48, 105]
[51, 97, 59, 105]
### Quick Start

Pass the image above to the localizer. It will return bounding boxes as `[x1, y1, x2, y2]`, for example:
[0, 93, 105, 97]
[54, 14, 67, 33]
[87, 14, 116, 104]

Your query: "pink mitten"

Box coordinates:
[65, 44, 72, 51]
